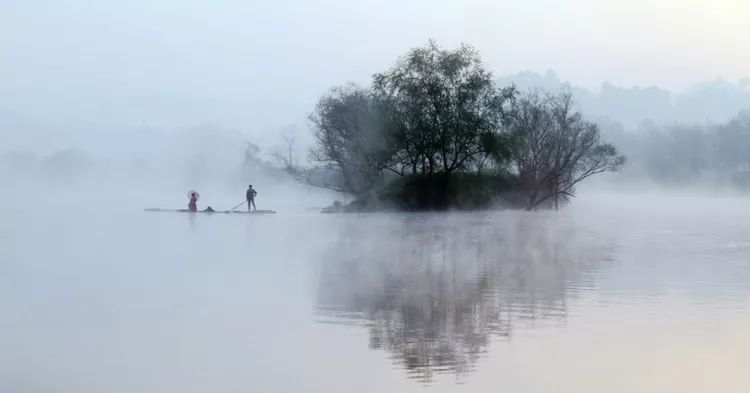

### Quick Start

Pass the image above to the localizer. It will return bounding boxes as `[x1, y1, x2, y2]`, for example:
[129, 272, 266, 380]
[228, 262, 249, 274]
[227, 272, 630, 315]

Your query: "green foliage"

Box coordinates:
[310, 41, 625, 211]
[309, 84, 395, 194]
[373, 40, 516, 176]
[347, 173, 520, 211]
[506, 91, 625, 209]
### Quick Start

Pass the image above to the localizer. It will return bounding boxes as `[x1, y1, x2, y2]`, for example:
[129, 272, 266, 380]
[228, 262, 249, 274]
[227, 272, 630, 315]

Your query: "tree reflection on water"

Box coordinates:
[315, 212, 614, 383]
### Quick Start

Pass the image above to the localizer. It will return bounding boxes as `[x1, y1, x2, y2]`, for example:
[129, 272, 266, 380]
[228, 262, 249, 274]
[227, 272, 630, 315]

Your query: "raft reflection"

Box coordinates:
[315, 212, 614, 383]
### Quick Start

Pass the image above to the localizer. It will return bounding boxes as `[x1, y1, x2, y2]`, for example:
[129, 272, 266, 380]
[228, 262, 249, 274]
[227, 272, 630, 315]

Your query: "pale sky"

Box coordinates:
[1, 0, 748, 131]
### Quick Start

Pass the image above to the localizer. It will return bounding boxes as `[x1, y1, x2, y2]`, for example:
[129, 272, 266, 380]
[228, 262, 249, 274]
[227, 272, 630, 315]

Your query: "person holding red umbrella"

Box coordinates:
[188, 191, 199, 212]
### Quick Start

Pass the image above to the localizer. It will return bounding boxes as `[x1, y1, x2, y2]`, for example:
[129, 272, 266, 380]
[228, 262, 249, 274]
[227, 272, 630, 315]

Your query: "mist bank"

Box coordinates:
[0, 125, 343, 213]
[3, 71, 749, 147]
[595, 111, 750, 191]
[2, 72, 747, 156]
[499, 71, 750, 129]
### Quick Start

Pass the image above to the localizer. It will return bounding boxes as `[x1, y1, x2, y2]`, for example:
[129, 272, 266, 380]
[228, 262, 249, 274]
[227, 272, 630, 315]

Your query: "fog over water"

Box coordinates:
[2, 185, 750, 392]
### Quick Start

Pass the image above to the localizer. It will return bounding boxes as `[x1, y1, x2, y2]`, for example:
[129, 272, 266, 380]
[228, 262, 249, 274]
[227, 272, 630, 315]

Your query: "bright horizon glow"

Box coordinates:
[464, 0, 749, 90]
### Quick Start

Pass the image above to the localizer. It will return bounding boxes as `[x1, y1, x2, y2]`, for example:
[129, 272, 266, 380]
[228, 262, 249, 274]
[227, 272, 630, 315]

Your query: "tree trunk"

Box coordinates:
[554, 184, 559, 210]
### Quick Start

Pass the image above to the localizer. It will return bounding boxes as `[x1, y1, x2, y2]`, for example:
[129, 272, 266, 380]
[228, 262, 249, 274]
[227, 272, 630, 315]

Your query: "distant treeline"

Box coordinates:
[601, 112, 750, 187]
[304, 41, 624, 211]
[0, 148, 96, 183]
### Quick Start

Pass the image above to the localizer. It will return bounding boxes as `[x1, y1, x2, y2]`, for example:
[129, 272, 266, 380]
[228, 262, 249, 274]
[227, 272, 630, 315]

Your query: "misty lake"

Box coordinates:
[2, 192, 750, 392]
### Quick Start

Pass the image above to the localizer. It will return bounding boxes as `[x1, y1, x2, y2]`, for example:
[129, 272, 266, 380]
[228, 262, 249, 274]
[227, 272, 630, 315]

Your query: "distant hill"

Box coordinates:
[497, 71, 750, 129]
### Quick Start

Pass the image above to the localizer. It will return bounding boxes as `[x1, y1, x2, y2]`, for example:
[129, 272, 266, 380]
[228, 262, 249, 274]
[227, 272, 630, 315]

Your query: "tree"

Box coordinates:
[271, 128, 298, 174]
[242, 141, 263, 171]
[717, 111, 750, 174]
[373, 40, 515, 177]
[309, 84, 395, 194]
[306, 41, 625, 210]
[507, 91, 625, 210]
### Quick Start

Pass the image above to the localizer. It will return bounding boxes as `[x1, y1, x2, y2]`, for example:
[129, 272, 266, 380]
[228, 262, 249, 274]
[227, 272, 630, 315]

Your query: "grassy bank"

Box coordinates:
[324, 173, 523, 212]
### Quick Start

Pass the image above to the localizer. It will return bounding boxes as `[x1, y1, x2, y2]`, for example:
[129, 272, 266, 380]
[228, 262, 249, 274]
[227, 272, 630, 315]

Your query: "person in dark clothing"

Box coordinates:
[246, 185, 257, 211]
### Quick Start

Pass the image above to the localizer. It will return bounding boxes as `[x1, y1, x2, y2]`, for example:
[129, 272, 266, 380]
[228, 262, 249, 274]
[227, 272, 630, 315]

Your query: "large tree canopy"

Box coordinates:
[307, 41, 625, 210]
[506, 92, 626, 209]
[373, 40, 516, 176]
[309, 84, 394, 194]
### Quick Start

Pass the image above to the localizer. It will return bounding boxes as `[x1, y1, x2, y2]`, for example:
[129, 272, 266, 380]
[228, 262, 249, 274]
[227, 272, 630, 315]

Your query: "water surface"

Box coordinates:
[2, 192, 749, 392]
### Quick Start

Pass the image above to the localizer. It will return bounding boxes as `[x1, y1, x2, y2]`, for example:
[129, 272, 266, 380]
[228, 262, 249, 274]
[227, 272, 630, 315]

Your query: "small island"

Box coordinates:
[299, 41, 625, 212]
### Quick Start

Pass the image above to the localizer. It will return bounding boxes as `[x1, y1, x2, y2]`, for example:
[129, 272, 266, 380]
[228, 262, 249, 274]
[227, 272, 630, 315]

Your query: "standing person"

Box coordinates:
[246, 185, 257, 212]
[188, 192, 198, 212]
